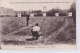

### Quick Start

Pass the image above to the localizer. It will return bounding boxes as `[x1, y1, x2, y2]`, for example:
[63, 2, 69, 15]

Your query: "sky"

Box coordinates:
[0, 0, 75, 11]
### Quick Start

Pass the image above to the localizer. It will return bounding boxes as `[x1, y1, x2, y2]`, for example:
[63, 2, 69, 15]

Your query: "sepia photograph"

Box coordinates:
[0, 0, 76, 49]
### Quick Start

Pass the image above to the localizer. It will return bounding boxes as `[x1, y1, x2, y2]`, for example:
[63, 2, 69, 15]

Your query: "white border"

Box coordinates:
[0, 0, 80, 53]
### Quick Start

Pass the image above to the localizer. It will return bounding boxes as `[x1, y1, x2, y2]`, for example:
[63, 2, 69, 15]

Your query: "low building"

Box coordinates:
[0, 7, 16, 17]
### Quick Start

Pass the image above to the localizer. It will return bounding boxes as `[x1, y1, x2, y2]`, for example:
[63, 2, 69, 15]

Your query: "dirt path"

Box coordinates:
[48, 18, 69, 38]
[8, 21, 39, 35]
[35, 18, 69, 44]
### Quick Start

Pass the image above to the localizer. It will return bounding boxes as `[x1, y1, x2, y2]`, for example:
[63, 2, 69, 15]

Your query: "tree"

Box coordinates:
[69, 2, 76, 24]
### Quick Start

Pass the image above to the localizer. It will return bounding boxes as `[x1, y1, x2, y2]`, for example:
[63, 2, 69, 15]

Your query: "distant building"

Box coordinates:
[0, 7, 15, 17]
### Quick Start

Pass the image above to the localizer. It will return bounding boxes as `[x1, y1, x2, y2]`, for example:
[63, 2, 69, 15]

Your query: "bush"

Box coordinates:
[46, 8, 68, 16]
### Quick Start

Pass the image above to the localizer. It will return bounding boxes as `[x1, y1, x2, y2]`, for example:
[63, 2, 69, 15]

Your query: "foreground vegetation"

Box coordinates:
[1, 16, 76, 45]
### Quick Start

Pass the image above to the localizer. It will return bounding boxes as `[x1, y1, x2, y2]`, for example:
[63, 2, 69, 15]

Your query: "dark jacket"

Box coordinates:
[26, 14, 30, 20]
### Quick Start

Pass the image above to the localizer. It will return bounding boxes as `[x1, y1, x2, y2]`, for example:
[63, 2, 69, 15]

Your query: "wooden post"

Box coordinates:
[30, 13, 34, 17]
[55, 13, 59, 16]
[43, 13, 46, 17]
[68, 12, 72, 16]
[18, 13, 21, 17]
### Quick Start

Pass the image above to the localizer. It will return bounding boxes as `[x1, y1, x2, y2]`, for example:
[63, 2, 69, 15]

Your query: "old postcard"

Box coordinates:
[0, 0, 76, 50]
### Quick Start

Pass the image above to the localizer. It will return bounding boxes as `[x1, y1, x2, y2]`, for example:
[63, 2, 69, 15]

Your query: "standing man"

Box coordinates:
[26, 13, 30, 26]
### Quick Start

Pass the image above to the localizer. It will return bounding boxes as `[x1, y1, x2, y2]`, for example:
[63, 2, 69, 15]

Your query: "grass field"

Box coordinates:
[1, 16, 76, 45]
